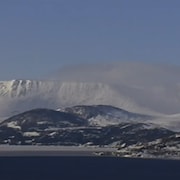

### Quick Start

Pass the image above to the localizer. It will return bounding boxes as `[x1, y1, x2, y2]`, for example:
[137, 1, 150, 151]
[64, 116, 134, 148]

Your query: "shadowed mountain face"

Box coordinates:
[1, 105, 180, 160]
[1, 109, 87, 131]
[1, 62, 180, 117]
[0, 106, 176, 147]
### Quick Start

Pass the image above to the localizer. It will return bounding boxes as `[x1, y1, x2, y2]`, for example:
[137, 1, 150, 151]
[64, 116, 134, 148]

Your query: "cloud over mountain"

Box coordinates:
[0, 62, 180, 117]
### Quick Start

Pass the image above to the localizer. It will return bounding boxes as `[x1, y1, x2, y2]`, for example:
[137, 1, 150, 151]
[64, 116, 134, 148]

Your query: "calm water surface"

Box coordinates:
[0, 156, 180, 180]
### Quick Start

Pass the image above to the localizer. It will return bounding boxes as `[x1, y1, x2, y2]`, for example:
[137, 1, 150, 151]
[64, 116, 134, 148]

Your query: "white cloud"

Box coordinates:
[1, 62, 180, 117]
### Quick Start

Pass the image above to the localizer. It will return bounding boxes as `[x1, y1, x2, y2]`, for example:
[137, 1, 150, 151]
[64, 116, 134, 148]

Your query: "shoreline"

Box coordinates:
[0, 145, 179, 160]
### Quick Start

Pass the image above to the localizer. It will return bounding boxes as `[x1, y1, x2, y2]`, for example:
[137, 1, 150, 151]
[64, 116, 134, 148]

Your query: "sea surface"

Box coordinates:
[0, 156, 180, 180]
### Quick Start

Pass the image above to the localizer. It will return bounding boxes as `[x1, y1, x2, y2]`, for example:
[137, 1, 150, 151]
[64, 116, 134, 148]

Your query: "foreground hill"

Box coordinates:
[0, 105, 179, 159]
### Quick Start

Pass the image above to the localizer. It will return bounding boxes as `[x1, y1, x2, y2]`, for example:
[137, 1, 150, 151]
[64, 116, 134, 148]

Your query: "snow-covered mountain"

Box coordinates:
[64, 105, 154, 126]
[0, 106, 175, 146]
[1, 62, 180, 117]
[0, 80, 143, 117]
[0, 105, 179, 159]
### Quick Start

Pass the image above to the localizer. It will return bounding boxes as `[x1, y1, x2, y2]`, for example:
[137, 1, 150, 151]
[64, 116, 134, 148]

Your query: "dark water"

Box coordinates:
[0, 157, 180, 180]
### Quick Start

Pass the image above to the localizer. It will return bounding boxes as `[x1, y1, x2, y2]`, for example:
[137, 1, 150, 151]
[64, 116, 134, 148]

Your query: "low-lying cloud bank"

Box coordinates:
[51, 62, 180, 114]
[1, 62, 180, 117]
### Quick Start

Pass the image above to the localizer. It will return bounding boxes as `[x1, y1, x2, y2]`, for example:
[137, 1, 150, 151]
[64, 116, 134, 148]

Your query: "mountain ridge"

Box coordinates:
[0, 105, 179, 159]
[1, 62, 180, 116]
[0, 106, 175, 145]
[0, 80, 146, 117]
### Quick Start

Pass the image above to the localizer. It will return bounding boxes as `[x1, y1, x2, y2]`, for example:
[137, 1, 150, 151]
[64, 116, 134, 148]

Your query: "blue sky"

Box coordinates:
[0, 0, 180, 80]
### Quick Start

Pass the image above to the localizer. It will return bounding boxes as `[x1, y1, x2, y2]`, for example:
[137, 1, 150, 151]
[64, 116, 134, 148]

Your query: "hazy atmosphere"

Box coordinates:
[0, 0, 180, 79]
[1, 1, 180, 167]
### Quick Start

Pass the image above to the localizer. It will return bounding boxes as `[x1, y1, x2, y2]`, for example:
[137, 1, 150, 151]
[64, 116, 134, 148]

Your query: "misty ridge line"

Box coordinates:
[0, 62, 180, 117]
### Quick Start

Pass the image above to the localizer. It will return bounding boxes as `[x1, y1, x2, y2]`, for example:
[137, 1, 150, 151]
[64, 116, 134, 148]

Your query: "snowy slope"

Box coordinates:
[0, 80, 143, 117]
[1, 62, 180, 117]
[64, 105, 154, 126]
[0, 107, 175, 148]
